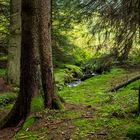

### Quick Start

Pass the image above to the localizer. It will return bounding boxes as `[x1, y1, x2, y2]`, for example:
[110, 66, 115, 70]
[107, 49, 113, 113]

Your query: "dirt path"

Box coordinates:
[0, 103, 96, 140]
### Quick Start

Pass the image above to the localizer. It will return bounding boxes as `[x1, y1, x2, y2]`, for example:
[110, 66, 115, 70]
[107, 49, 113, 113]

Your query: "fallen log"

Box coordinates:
[108, 74, 140, 92]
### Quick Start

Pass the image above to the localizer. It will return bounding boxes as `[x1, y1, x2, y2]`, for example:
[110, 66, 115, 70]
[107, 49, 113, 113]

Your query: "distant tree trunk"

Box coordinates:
[0, 0, 38, 128]
[7, 0, 21, 85]
[118, 39, 133, 61]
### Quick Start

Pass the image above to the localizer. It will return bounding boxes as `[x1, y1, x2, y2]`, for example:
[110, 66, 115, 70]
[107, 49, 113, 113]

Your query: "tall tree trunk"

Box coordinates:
[38, 0, 54, 108]
[0, 0, 38, 129]
[7, 0, 21, 85]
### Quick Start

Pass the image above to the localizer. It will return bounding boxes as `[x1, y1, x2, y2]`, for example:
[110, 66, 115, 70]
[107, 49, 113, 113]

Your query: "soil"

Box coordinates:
[0, 103, 96, 140]
[0, 128, 20, 140]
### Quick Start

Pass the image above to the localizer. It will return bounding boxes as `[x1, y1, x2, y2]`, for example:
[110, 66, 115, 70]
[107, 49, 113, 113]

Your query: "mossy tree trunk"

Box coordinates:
[38, 0, 62, 109]
[0, 0, 38, 129]
[7, 0, 21, 85]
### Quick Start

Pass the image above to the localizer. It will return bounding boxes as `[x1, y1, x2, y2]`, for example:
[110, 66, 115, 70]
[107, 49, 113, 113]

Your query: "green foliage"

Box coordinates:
[54, 65, 83, 90]
[52, 29, 92, 67]
[84, 54, 115, 74]
[0, 56, 7, 61]
[79, 0, 140, 60]
[52, 95, 64, 110]
[0, 92, 16, 106]
[22, 117, 36, 130]
[10, 67, 140, 139]
[52, 0, 93, 67]
[127, 48, 140, 65]
[52, 31, 78, 66]
[64, 64, 83, 82]
[59, 68, 119, 104]
[126, 126, 140, 140]
[14, 131, 37, 140]
[54, 69, 66, 90]
[0, 69, 6, 77]
[0, 0, 10, 42]
[31, 96, 44, 113]
[58, 67, 140, 138]
[74, 119, 95, 138]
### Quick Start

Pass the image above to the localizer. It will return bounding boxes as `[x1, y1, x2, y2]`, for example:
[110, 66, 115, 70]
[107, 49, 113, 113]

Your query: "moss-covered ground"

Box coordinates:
[1, 67, 140, 139]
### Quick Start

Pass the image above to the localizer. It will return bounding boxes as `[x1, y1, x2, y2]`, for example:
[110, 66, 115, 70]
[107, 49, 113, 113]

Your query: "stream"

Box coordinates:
[67, 72, 98, 87]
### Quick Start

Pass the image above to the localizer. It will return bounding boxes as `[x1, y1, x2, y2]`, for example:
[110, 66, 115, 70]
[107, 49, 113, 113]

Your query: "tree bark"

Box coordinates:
[108, 74, 140, 92]
[0, 0, 38, 129]
[37, 0, 54, 109]
[7, 0, 21, 85]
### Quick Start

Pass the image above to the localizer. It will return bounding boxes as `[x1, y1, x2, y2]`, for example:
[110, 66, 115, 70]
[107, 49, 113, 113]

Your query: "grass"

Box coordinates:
[2, 67, 140, 139]
[58, 67, 140, 139]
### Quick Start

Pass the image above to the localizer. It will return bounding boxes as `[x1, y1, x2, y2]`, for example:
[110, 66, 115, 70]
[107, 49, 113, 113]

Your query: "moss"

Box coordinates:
[22, 117, 37, 130]
[126, 126, 140, 140]
[0, 69, 6, 77]
[0, 92, 17, 107]
[7, 67, 140, 139]
[14, 131, 38, 140]
[31, 96, 44, 113]
[52, 96, 64, 110]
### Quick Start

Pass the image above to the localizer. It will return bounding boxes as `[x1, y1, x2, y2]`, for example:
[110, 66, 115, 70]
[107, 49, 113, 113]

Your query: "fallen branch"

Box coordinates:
[108, 74, 140, 92]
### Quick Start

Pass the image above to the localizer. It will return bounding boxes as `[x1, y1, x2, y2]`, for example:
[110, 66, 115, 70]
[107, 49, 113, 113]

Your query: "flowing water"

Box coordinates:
[67, 72, 98, 87]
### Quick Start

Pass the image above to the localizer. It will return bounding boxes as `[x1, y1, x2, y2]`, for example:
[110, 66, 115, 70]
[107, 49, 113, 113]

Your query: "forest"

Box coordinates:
[0, 0, 140, 139]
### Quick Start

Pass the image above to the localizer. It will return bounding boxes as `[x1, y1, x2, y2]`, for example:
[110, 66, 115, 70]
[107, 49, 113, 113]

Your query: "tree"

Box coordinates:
[0, 0, 38, 128]
[7, 0, 21, 85]
[79, 0, 140, 60]
[37, 0, 62, 109]
[0, 0, 62, 128]
[37, 0, 54, 108]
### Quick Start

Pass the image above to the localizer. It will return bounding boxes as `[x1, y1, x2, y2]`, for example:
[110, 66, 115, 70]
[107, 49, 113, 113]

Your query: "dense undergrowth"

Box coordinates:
[1, 67, 140, 139]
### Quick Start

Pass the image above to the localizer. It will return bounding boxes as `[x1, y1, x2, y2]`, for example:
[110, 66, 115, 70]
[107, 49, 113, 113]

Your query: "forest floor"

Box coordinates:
[0, 67, 140, 140]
